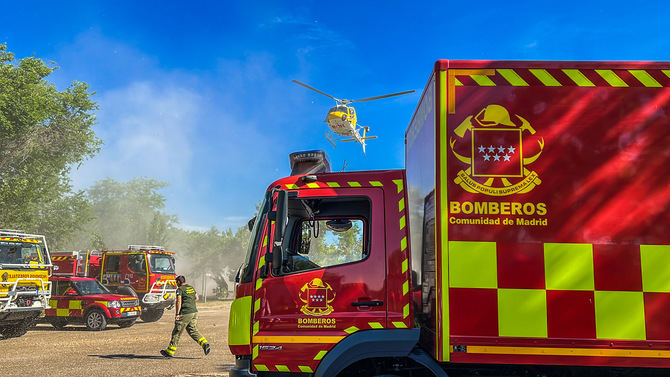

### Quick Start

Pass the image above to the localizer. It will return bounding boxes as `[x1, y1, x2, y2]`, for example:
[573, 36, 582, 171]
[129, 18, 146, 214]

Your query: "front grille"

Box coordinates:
[122, 299, 139, 307]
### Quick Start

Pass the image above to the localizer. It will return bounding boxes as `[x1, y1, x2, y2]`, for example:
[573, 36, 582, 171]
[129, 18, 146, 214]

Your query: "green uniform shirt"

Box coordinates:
[177, 284, 198, 315]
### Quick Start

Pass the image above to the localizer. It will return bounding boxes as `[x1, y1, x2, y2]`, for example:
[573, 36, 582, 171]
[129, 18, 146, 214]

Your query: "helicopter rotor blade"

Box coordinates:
[292, 80, 341, 102]
[350, 90, 415, 103]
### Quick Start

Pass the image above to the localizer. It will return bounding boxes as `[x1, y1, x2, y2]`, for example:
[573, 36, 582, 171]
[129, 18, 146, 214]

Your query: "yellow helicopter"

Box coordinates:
[293, 80, 414, 154]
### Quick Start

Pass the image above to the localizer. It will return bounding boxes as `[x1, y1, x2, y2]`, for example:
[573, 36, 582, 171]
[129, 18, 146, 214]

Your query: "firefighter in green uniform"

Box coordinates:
[160, 275, 211, 357]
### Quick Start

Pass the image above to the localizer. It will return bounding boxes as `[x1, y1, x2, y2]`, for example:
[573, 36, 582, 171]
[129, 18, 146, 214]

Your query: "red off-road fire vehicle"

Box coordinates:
[44, 276, 140, 330]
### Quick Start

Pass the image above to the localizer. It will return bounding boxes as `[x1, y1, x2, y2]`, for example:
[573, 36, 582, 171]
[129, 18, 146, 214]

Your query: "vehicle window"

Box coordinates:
[104, 255, 120, 272]
[283, 218, 365, 274]
[0, 241, 44, 265]
[128, 254, 147, 275]
[73, 280, 109, 295]
[56, 281, 76, 295]
[149, 254, 175, 274]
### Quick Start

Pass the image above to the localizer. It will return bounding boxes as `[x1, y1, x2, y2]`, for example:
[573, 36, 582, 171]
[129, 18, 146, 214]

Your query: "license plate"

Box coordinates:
[124, 311, 138, 317]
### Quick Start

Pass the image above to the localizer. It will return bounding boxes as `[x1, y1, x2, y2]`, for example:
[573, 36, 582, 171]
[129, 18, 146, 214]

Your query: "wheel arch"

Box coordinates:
[84, 303, 111, 318]
[313, 329, 443, 377]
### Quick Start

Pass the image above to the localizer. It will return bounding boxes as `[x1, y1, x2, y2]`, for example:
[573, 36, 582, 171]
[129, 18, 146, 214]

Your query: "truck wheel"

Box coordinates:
[118, 319, 137, 328]
[48, 318, 68, 329]
[0, 314, 39, 338]
[85, 309, 108, 331]
[140, 308, 164, 323]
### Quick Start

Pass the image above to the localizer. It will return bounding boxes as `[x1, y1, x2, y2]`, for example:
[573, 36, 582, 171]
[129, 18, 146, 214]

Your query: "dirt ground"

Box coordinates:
[2, 301, 235, 377]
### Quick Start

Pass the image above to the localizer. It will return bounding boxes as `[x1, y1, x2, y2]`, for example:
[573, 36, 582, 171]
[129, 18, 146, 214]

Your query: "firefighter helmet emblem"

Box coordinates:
[299, 278, 336, 316]
[450, 104, 544, 196]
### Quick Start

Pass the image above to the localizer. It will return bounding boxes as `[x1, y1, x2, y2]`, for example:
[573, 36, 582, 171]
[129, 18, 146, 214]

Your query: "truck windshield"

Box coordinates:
[0, 240, 45, 266]
[73, 280, 110, 295]
[149, 254, 175, 274]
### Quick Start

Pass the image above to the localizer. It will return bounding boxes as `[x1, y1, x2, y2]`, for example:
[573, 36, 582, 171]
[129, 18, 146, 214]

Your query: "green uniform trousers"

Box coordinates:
[165, 312, 208, 356]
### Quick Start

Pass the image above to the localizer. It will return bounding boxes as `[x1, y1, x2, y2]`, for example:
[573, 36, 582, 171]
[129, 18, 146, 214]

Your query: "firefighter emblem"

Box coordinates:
[299, 278, 335, 316]
[450, 104, 544, 196]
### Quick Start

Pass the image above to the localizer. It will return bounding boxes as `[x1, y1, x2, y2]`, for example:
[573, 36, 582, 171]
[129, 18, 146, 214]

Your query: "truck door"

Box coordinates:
[250, 188, 386, 373]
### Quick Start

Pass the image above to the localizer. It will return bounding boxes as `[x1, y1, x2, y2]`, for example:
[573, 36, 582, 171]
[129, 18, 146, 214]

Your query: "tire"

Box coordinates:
[117, 319, 137, 328]
[0, 315, 37, 338]
[85, 309, 107, 331]
[140, 308, 164, 323]
[48, 317, 68, 329]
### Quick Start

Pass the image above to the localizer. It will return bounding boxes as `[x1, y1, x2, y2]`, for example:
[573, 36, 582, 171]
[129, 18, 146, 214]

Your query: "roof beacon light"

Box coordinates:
[289, 150, 331, 176]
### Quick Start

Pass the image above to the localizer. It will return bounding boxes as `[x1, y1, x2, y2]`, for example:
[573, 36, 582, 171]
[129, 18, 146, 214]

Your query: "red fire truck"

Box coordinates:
[228, 61, 670, 376]
[44, 276, 141, 330]
[52, 245, 177, 322]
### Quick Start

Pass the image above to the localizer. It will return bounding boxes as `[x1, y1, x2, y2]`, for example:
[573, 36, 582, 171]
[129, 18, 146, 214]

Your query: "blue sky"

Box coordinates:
[2, 1, 669, 231]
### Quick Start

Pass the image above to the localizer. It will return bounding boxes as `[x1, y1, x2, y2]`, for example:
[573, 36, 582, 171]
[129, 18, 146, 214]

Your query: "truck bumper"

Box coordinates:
[229, 358, 256, 377]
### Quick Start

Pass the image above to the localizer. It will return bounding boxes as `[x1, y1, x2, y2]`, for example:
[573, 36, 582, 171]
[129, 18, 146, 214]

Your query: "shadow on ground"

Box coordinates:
[89, 354, 199, 360]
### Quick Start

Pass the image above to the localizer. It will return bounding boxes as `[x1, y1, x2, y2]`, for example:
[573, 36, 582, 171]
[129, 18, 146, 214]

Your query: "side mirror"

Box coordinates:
[272, 190, 288, 275]
[247, 216, 256, 232]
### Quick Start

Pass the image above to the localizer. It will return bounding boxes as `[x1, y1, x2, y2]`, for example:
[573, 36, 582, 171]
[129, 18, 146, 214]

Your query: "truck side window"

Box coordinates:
[128, 254, 146, 275]
[283, 218, 366, 274]
[104, 255, 120, 272]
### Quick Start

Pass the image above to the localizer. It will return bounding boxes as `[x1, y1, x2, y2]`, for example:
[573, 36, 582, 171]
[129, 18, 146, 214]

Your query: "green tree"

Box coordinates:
[0, 44, 100, 247]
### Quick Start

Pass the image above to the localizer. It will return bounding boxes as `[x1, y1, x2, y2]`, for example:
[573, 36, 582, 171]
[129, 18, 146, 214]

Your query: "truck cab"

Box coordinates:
[229, 153, 416, 376]
[96, 246, 177, 322]
[44, 276, 141, 330]
[0, 230, 52, 339]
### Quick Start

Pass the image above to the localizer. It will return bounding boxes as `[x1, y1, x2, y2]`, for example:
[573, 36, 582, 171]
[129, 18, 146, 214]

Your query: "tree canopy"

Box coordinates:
[0, 44, 100, 248]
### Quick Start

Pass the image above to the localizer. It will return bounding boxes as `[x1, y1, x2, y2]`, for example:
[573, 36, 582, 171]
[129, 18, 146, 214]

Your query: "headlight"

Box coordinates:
[108, 301, 121, 308]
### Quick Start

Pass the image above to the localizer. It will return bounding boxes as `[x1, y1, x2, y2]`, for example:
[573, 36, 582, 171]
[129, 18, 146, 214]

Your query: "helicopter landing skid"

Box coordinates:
[325, 132, 338, 148]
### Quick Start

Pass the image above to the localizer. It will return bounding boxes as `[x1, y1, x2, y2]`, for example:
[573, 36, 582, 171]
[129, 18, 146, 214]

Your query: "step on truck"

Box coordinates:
[52, 245, 177, 323]
[228, 60, 670, 377]
[0, 230, 52, 339]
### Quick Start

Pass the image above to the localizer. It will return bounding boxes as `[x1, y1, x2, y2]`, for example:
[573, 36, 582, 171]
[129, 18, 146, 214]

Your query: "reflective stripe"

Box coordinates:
[347, 181, 361, 187]
[393, 321, 408, 328]
[344, 326, 359, 334]
[595, 69, 629, 87]
[466, 345, 670, 358]
[255, 364, 269, 372]
[368, 322, 384, 329]
[299, 366, 314, 373]
[314, 350, 328, 360]
[629, 70, 662, 87]
[253, 335, 344, 344]
[471, 75, 496, 86]
[562, 69, 595, 86]
[529, 69, 561, 86]
[497, 69, 529, 86]
[275, 365, 290, 372]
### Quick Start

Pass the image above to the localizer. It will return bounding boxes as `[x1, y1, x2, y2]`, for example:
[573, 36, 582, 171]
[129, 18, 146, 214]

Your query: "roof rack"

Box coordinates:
[128, 245, 165, 251]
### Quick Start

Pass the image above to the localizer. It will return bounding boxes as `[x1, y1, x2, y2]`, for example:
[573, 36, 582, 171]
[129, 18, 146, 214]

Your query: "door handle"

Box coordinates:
[351, 300, 383, 307]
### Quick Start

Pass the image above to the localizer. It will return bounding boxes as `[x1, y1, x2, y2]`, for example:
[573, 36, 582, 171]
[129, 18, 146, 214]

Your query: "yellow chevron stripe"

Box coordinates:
[393, 179, 403, 193]
[663, 70, 670, 79]
[403, 281, 409, 295]
[497, 69, 528, 86]
[454, 77, 463, 86]
[327, 182, 340, 187]
[253, 345, 259, 359]
[255, 278, 263, 290]
[276, 365, 290, 372]
[595, 69, 629, 87]
[403, 303, 410, 318]
[369, 180, 383, 187]
[344, 326, 359, 334]
[401, 236, 407, 251]
[348, 181, 361, 187]
[285, 183, 298, 189]
[398, 198, 405, 212]
[253, 321, 259, 335]
[629, 70, 662, 87]
[402, 258, 408, 273]
[307, 182, 320, 188]
[255, 364, 269, 372]
[393, 321, 408, 328]
[314, 350, 328, 360]
[254, 298, 260, 313]
[562, 69, 595, 86]
[471, 75, 496, 86]
[368, 322, 384, 329]
[399, 215, 406, 230]
[529, 69, 561, 86]
[299, 366, 314, 373]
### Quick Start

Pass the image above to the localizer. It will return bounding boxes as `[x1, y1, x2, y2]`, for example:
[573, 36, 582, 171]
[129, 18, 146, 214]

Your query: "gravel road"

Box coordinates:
[3, 301, 235, 377]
